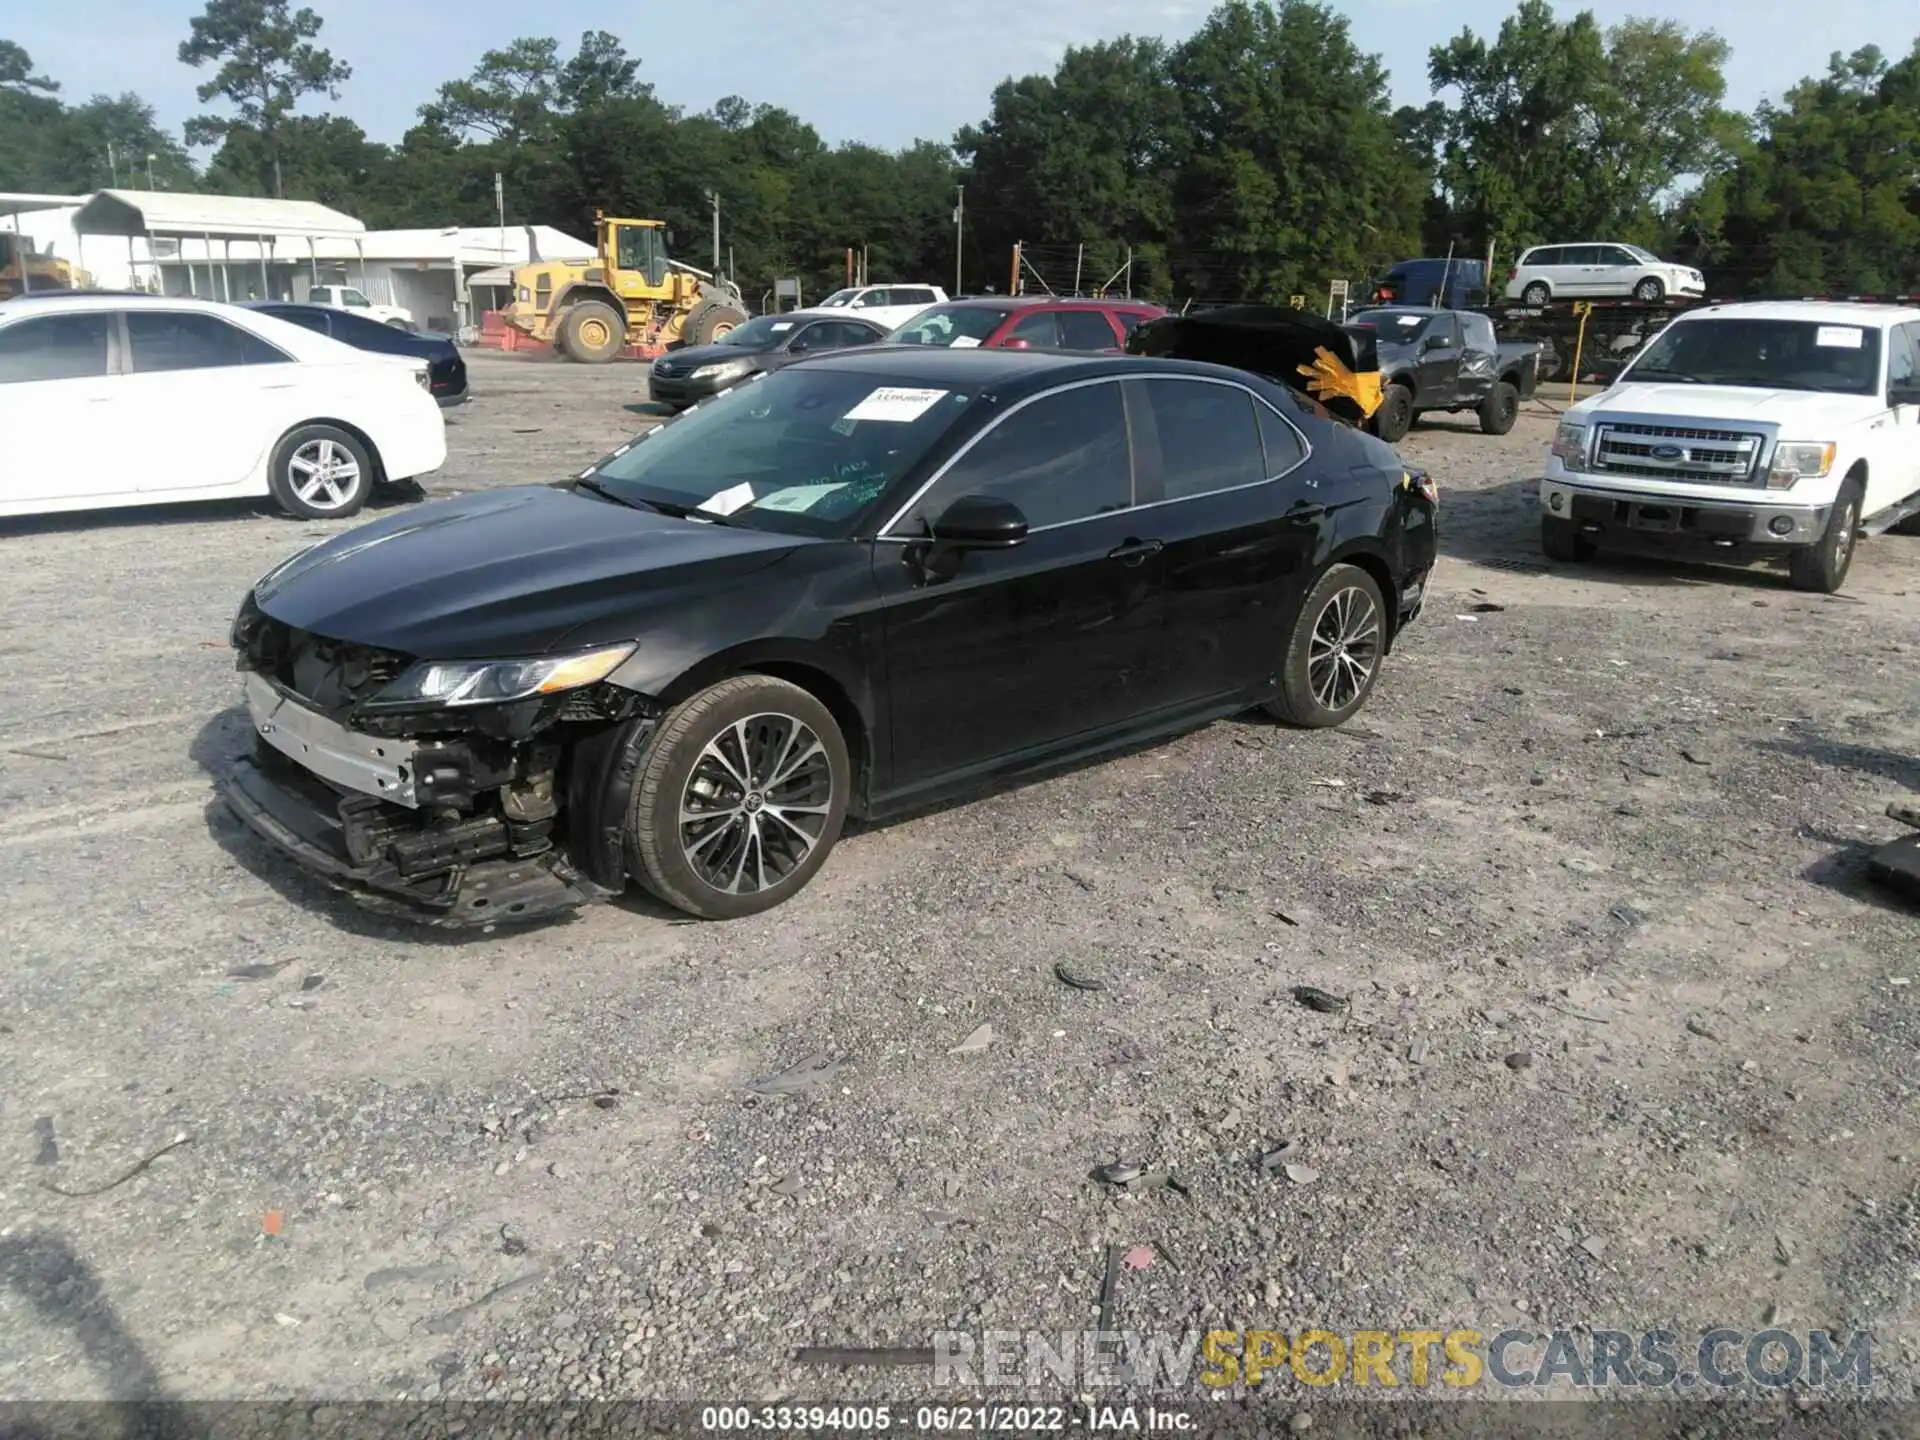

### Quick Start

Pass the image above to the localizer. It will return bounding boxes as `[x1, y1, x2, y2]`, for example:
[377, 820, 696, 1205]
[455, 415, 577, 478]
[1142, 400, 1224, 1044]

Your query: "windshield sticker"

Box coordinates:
[949, 336, 982, 348]
[843, 386, 950, 422]
[770, 322, 792, 331]
[753, 482, 852, 514]
[696, 481, 756, 516]
[1816, 326, 1864, 349]
[1392, 315, 1422, 327]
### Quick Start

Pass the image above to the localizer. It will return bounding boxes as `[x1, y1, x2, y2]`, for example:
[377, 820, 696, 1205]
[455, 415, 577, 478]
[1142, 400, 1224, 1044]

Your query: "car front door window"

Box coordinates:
[1005, 311, 1060, 349]
[894, 381, 1130, 533]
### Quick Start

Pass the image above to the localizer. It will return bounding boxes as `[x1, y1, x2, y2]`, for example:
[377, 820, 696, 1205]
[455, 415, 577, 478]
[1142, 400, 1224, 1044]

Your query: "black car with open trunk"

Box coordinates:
[217, 310, 1435, 925]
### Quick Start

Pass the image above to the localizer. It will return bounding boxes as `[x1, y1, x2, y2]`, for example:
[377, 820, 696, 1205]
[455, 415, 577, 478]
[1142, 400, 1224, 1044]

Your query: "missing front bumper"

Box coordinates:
[216, 751, 612, 928]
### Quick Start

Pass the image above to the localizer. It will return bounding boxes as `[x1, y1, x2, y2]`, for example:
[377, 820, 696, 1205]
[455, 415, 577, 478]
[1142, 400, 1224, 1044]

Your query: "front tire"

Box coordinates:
[1541, 514, 1596, 562]
[1632, 276, 1666, 302]
[267, 424, 373, 519]
[1789, 480, 1861, 593]
[1371, 383, 1414, 444]
[560, 301, 626, 363]
[626, 676, 851, 919]
[1264, 564, 1388, 729]
[1478, 380, 1520, 435]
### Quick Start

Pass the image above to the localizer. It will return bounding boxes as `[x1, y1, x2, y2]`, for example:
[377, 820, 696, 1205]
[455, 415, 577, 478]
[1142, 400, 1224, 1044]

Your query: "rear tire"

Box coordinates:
[1371, 382, 1414, 444]
[1478, 380, 1520, 435]
[1263, 564, 1388, 729]
[1522, 281, 1551, 307]
[626, 676, 851, 920]
[1789, 479, 1861, 593]
[1541, 515, 1596, 563]
[267, 424, 373, 520]
[685, 302, 749, 347]
[560, 301, 626, 363]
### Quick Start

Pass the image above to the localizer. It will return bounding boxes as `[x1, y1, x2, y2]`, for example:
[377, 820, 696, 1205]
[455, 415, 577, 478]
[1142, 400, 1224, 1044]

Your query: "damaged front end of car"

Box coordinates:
[217, 593, 660, 927]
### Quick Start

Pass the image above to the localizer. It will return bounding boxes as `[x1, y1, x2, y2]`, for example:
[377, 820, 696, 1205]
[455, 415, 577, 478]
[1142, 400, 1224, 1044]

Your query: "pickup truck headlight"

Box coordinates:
[690, 360, 752, 381]
[1551, 420, 1589, 466]
[1767, 441, 1836, 489]
[362, 643, 636, 712]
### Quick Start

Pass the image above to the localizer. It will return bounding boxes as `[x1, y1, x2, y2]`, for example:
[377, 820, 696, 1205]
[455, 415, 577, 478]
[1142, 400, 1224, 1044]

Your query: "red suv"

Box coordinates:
[887, 296, 1165, 353]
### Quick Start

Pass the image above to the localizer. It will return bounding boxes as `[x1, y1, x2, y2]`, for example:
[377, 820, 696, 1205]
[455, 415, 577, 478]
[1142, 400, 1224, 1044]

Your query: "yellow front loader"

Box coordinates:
[502, 213, 749, 362]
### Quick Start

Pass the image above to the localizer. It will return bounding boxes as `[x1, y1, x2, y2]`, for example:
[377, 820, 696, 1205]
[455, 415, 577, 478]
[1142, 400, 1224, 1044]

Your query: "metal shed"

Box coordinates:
[68, 190, 367, 301]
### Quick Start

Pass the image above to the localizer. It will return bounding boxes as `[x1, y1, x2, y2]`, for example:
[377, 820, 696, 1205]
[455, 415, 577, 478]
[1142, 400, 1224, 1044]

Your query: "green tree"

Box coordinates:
[47, 94, 195, 191]
[1693, 43, 1920, 294]
[1166, 0, 1425, 303]
[0, 39, 63, 190]
[178, 0, 352, 198]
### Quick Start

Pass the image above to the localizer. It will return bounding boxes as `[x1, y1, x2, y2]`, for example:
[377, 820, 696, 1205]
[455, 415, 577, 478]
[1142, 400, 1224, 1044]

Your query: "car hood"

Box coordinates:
[252, 485, 802, 659]
[1578, 383, 1873, 428]
[658, 341, 769, 369]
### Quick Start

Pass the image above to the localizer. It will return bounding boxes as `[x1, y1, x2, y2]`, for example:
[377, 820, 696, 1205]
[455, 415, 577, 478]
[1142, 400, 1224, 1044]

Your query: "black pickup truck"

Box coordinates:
[1347, 306, 1543, 443]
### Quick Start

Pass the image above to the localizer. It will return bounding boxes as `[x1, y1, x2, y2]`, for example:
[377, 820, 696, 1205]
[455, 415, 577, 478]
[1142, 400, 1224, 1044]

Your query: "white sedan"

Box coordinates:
[0, 293, 447, 521]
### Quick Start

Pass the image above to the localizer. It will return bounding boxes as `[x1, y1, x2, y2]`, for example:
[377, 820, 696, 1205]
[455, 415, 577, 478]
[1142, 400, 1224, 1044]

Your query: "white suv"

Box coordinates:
[1540, 301, 1920, 592]
[813, 284, 945, 330]
[1506, 243, 1705, 306]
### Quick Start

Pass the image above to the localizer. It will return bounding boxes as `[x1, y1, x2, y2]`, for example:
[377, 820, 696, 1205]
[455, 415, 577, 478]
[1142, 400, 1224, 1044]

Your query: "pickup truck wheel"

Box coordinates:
[561, 302, 626, 363]
[1632, 276, 1666, 302]
[1478, 381, 1520, 435]
[626, 676, 851, 920]
[1541, 515, 1596, 563]
[1789, 481, 1861, 594]
[1522, 281, 1551, 306]
[1263, 564, 1387, 729]
[1371, 383, 1414, 444]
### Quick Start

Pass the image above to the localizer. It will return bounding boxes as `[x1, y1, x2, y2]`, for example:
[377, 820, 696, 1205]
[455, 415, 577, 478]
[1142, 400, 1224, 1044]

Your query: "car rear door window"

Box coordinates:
[1138, 378, 1266, 499]
[1006, 311, 1061, 348]
[1255, 400, 1308, 476]
[1057, 310, 1120, 351]
[271, 308, 333, 336]
[1115, 311, 1150, 340]
[837, 322, 884, 346]
[126, 312, 290, 372]
[0, 313, 113, 383]
[1463, 314, 1496, 352]
[894, 380, 1130, 532]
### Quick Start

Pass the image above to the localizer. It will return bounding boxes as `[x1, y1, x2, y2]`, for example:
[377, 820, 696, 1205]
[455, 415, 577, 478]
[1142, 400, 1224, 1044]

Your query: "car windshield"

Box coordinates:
[577, 367, 979, 538]
[818, 290, 858, 308]
[714, 313, 798, 351]
[1622, 317, 1883, 395]
[1351, 309, 1432, 340]
[890, 305, 1013, 347]
[1622, 245, 1659, 263]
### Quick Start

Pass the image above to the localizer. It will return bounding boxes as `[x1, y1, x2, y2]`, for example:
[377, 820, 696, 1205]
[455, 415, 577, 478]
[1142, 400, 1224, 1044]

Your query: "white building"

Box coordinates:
[1, 189, 593, 334]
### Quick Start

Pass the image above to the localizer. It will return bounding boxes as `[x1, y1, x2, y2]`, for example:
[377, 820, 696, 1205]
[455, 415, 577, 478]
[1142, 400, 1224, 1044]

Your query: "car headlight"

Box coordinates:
[362, 643, 636, 712]
[690, 360, 751, 381]
[1551, 420, 1589, 466]
[1767, 441, 1835, 489]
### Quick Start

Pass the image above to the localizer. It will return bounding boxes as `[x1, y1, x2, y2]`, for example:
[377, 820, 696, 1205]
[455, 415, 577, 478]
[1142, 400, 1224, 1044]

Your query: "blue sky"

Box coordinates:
[13, 0, 1913, 153]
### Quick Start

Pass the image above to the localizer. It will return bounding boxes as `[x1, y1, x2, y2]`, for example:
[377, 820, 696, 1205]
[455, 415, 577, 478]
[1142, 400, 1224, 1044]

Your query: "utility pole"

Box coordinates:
[145, 154, 156, 190]
[106, 141, 119, 187]
[705, 190, 720, 276]
[494, 172, 505, 278]
[953, 186, 964, 294]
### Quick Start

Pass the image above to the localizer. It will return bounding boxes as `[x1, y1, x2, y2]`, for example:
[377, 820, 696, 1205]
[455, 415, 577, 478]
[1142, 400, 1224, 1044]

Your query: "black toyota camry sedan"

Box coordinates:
[217, 317, 1435, 925]
[647, 309, 890, 409]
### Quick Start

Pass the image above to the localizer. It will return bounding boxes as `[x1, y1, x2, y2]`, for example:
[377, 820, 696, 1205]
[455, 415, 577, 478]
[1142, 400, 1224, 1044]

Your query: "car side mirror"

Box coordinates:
[930, 494, 1028, 549]
[787, 339, 809, 353]
[1890, 381, 1920, 407]
[1421, 334, 1445, 352]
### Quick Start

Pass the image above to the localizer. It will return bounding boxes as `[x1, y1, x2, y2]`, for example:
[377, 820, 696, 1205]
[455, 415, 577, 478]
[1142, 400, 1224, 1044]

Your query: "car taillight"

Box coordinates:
[1507, 268, 1517, 282]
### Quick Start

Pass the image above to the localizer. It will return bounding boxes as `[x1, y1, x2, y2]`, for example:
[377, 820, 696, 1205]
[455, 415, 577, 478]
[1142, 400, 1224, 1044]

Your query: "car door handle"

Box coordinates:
[1107, 538, 1163, 565]
[1288, 502, 1326, 521]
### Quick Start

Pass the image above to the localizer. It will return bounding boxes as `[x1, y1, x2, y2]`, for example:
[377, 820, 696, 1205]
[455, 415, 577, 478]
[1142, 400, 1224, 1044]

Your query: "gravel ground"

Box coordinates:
[2, 353, 1918, 1426]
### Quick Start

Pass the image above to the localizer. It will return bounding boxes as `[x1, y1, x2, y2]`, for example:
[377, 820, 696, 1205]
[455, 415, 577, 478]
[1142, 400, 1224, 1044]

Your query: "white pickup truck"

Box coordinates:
[813, 283, 945, 331]
[303, 283, 414, 329]
[1540, 300, 1920, 592]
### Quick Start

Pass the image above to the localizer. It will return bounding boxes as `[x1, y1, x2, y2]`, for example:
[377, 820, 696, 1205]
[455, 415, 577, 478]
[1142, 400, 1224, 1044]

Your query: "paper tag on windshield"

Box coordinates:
[949, 336, 982, 348]
[770, 322, 792, 331]
[1816, 326, 1864, 348]
[754, 482, 850, 514]
[843, 386, 949, 422]
[697, 481, 756, 516]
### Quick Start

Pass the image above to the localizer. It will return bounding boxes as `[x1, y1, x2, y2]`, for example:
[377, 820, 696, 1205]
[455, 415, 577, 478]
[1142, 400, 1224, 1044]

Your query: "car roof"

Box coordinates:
[1676, 300, 1920, 327]
[0, 291, 237, 314]
[926, 295, 1155, 312]
[796, 345, 1274, 396]
[1354, 304, 1444, 314]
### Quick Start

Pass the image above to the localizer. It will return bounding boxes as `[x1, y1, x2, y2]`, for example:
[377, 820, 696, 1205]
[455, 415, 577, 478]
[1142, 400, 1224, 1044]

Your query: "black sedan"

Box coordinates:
[244, 301, 468, 406]
[217, 326, 1436, 926]
[647, 310, 889, 409]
